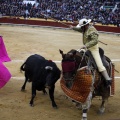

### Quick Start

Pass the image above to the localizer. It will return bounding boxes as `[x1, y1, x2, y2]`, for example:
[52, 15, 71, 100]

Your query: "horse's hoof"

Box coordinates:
[81, 117, 87, 120]
[97, 108, 105, 114]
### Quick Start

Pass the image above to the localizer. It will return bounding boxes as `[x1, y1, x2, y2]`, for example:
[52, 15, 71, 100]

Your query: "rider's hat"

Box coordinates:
[76, 18, 91, 28]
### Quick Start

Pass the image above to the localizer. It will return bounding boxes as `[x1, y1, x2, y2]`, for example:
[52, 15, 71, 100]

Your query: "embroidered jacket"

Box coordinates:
[73, 25, 99, 48]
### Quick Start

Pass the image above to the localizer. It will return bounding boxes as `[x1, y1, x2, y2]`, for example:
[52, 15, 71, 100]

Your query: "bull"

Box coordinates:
[20, 54, 61, 108]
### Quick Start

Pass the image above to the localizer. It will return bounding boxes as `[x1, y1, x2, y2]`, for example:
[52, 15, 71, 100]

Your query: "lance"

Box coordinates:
[41, 13, 107, 45]
[115, 69, 119, 73]
[40, 13, 70, 27]
[98, 40, 107, 45]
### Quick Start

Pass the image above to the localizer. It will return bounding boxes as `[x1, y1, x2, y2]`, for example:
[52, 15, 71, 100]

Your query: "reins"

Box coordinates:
[78, 49, 87, 68]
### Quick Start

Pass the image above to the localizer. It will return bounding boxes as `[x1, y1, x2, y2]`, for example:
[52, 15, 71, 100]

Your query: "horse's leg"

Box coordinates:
[98, 83, 110, 114]
[98, 89, 109, 114]
[81, 108, 88, 120]
[81, 91, 93, 120]
[98, 100, 106, 114]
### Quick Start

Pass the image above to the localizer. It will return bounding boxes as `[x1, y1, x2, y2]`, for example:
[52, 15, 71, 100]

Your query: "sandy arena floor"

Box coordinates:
[0, 25, 120, 120]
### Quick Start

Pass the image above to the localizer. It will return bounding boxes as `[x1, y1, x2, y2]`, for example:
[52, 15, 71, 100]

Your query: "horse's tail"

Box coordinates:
[20, 62, 26, 72]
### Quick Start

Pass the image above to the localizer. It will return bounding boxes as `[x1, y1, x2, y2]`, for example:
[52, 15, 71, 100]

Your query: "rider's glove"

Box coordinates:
[81, 45, 87, 50]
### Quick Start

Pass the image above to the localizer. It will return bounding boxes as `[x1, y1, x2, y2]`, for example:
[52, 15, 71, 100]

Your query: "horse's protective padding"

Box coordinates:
[60, 66, 92, 103]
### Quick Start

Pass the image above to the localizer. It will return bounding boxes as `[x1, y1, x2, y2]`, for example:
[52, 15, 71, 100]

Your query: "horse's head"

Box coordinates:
[59, 49, 80, 81]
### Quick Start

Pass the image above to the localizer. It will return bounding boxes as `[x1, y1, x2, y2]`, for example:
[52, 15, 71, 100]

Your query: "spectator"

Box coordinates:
[0, 0, 119, 26]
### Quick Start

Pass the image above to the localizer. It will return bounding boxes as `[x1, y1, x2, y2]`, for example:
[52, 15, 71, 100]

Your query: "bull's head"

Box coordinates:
[44, 63, 60, 89]
[44, 65, 54, 89]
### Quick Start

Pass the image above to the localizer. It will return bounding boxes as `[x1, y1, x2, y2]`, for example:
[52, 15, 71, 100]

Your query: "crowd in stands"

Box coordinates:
[0, 0, 119, 27]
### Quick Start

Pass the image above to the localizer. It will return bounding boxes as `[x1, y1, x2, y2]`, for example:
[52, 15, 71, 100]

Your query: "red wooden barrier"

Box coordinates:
[0, 17, 120, 33]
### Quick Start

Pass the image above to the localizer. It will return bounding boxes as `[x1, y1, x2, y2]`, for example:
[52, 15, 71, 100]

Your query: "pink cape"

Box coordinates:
[0, 36, 11, 62]
[0, 36, 11, 89]
[0, 61, 11, 89]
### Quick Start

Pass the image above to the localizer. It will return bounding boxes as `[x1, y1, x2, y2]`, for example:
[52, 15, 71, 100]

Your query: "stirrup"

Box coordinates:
[105, 79, 112, 87]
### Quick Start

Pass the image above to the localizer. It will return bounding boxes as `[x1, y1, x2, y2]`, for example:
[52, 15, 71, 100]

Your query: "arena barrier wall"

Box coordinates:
[0, 17, 120, 34]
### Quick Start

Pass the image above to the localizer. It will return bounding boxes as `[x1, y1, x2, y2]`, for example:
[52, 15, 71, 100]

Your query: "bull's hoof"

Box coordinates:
[43, 90, 47, 95]
[43, 92, 47, 95]
[53, 105, 58, 109]
[52, 103, 58, 109]
[29, 103, 34, 107]
[45, 85, 51, 89]
[28, 80, 32, 82]
[21, 88, 25, 92]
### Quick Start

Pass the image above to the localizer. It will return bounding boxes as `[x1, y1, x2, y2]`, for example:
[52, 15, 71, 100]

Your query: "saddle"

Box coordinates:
[85, 47, 112, 76]
[85, 48, 111, 70]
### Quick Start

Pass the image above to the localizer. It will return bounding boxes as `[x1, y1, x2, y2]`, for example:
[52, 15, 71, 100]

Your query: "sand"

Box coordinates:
[0, 25, 120, 120]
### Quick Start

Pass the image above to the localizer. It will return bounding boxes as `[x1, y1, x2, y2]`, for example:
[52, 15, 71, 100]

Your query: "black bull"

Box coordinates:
[20, 54, 61, 108]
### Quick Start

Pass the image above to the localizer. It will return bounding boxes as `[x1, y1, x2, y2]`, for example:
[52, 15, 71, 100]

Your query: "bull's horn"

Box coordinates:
[45, 66, 53, 70]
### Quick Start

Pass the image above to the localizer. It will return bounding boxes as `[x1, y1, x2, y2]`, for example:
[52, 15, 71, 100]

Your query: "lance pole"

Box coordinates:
[40, 13, 70, 27]
[98, 40, 108, 45]
[41, 13, 108, 45]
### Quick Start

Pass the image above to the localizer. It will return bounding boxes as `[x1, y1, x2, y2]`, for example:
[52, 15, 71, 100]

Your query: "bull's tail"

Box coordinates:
[20, 62, 26, 72]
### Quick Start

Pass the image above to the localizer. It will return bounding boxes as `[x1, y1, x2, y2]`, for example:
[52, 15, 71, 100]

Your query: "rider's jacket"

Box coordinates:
[72, 25, 99, 49]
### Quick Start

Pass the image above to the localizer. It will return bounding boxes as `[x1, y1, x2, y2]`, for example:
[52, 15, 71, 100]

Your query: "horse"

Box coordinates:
[59, 48, 115, 120]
